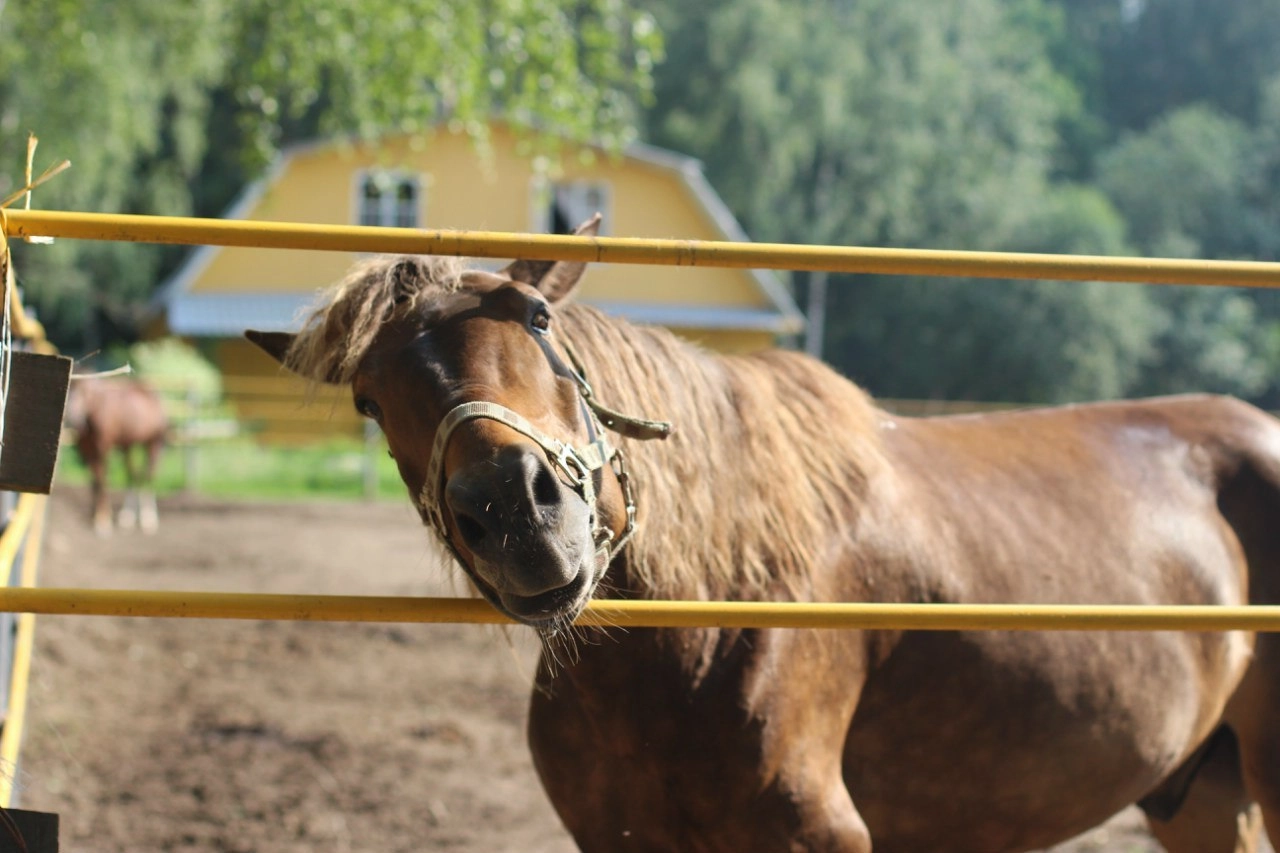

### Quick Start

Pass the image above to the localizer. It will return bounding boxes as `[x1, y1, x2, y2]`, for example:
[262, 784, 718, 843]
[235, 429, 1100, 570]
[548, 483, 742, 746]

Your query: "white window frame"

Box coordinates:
[353, 169, 426, 228]
[530, 178, 611, 235]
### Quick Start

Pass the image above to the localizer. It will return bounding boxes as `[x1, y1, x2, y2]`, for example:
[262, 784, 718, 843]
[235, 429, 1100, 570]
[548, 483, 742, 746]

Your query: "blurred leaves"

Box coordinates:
[0, 0, 659, 354]
[643, 0, 1280, 406]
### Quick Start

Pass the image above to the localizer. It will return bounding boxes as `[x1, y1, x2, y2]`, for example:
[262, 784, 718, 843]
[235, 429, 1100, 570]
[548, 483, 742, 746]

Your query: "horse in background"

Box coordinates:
[64, 377, 169, 535]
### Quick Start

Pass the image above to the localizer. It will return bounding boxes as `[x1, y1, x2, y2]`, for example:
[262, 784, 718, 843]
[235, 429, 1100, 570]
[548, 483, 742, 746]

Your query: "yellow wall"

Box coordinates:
[217, 325, 768, 445]
[216, 338, 365, 442]
[192, 127, 770, 310]
[186, 128, 788, 441]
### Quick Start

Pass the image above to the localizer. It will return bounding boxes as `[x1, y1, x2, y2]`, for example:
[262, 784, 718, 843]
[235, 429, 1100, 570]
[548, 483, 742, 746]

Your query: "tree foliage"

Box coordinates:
[644, 0, 1280, 405]
[647, 0, 1070, 250]
[0, 0, 660, 353]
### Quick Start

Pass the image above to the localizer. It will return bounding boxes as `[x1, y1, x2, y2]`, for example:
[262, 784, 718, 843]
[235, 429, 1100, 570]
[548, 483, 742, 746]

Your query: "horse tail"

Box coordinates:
[1215, 397, 1280, 607]
[1210, 397, 1280, 850]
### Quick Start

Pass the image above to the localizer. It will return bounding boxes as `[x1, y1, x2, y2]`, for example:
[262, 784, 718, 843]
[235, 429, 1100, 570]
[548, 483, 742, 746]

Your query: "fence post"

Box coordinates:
[363, 419, 379, 501]
[182, 384, 199, 494]
[805, 270, 827, 359]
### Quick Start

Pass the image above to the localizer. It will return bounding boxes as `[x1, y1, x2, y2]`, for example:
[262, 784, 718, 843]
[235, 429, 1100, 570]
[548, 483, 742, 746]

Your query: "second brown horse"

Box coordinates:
[64, 377, 168, 534]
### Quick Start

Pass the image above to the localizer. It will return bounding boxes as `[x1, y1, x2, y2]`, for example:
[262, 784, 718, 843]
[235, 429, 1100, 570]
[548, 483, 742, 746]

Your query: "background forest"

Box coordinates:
[4, 0, 1280, 406]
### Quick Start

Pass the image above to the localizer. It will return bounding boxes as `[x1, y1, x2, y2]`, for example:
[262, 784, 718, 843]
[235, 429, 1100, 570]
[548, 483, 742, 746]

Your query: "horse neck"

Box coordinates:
[562, 308, 885, 603]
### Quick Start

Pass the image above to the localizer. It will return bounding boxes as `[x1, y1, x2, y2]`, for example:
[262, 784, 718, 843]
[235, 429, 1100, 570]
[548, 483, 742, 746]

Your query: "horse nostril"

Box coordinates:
[453, 511, 488, 550]
[532, 461, 561, 507]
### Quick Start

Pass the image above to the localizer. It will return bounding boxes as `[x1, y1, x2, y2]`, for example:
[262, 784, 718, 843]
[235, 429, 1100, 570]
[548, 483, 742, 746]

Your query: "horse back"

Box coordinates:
[77, 379, 169, 447]
[875, 393, 1280, 609]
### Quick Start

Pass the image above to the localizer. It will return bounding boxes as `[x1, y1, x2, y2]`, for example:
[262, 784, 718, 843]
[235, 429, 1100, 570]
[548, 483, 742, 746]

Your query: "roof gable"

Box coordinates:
[156, 126, 804, 338]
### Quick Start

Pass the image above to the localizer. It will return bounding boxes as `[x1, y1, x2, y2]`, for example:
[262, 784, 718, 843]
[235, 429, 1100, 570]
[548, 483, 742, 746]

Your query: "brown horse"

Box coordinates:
[64, 377, 168, 535]
[247, 216, 1280, 852]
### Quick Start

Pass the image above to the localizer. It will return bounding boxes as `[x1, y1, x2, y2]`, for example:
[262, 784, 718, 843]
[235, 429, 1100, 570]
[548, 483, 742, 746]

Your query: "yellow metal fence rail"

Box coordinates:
[7, 208, 1280, 288]
[5, 207, 1280, 639]
[1, 588, 1280, 633]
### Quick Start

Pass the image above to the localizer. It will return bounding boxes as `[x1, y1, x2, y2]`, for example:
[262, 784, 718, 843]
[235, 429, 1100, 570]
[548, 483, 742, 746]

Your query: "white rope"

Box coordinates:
[0, 225, 12, 470]
[70, 364, 133, 380]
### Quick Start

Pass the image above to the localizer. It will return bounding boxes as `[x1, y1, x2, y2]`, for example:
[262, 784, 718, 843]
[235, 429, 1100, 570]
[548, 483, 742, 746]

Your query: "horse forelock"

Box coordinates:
[286, 254, 466, 386]
[557, 305, 886, 603]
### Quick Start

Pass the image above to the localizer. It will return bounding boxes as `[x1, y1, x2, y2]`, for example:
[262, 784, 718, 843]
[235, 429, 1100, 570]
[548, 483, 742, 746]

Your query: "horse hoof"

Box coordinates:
[140, 499, 159, 534]
[93, 520, 113, 537]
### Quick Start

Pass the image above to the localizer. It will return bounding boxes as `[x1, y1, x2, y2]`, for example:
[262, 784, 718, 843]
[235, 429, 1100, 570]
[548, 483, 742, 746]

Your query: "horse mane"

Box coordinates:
[557, 304, 887, 603]
[291, 254, 888, 602]
[285, 254, 465, 384]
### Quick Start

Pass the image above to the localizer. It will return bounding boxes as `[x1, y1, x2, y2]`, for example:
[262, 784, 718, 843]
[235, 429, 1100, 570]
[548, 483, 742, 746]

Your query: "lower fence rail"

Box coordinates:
[2, 587, 1280, 631]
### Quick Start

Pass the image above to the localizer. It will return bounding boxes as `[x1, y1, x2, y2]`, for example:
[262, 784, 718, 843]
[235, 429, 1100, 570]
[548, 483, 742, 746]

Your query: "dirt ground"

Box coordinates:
[6, 489, 1245, 852]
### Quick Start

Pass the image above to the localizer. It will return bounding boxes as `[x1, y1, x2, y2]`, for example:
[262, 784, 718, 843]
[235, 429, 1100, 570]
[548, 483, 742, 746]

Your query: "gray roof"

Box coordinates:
[169, 292, 798, 337]
[169, 293, 312, 336]
[155, 132, 806, 338]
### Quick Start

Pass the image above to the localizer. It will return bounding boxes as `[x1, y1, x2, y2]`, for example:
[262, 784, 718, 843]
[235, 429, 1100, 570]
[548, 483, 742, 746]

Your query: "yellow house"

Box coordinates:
[153, 125, 805, 439]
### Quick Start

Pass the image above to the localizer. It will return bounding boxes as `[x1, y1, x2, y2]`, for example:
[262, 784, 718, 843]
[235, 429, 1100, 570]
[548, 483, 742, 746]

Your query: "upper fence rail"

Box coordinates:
[6, 208, 1280, 288]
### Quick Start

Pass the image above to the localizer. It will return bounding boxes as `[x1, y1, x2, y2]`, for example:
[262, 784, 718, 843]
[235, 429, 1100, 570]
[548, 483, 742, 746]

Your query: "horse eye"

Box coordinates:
[531, 309, 552, 335]
[355, 397, 382, 421]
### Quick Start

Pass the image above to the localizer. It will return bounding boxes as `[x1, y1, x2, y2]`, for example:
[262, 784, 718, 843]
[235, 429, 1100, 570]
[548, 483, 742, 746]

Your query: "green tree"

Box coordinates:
[1097, 0, 1280, 132]
[0, 0, 661, 353]
[832, 186, 1159, 403]
[1096, 106, 1254, 259]
[643, 0, 1162, 403]
[647, 0, 1070, 251]
[1095, 106, 1277, 400]
[1, 2, 228, 352]
[1042, 0, 1280, 172]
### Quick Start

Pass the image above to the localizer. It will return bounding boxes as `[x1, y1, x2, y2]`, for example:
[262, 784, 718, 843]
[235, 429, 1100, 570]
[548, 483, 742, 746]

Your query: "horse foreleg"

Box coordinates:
[1144, 728, 1261, 853]
[752, 641, 873, 852]
[85, 451, 113, 536]
[117, 445, 140, 530]
[138, 439, 162, 534]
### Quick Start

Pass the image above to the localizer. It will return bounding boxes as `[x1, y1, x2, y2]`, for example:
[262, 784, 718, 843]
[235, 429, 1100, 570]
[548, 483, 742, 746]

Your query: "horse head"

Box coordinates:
[247, 215, 667, 632]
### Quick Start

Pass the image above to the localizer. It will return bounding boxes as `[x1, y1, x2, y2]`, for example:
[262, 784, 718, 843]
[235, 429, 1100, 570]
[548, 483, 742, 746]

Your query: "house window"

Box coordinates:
[357, 171, 422, 228]
[532, 180, 610, 234]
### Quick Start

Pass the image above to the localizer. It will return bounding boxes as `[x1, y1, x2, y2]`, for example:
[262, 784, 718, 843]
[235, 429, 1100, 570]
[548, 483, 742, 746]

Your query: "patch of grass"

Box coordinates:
[56, 437, 409, 502]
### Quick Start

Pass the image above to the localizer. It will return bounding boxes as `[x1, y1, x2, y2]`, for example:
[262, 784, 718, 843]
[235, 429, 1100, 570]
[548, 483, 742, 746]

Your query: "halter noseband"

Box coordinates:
[419, 338, 671, 574]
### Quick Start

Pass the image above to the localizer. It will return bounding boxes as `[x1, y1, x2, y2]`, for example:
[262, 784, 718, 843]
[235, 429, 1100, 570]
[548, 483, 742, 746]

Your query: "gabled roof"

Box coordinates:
[154, 132, 805, 338]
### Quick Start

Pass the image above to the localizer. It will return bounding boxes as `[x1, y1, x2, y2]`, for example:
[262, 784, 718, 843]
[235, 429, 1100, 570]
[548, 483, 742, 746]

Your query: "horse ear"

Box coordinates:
[500, 213, 601, 304]
[245, 330, 296, 368]
[246, 330, 347, 385]
[389, 258, 424, 304]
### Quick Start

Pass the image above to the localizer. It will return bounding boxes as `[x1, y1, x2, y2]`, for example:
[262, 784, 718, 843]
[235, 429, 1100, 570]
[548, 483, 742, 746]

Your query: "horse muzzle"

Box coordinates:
[416, 355, 670, 629]
[444, 443, 601, 626]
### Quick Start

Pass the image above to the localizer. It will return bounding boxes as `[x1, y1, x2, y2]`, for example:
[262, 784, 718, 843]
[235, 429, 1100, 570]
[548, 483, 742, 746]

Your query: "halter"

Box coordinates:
[418, 336, 671, 575]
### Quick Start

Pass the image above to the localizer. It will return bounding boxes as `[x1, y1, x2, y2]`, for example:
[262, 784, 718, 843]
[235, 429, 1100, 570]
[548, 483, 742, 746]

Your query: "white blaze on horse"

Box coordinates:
[249, 215, 1280, 853]
[64, 377, 168, 535]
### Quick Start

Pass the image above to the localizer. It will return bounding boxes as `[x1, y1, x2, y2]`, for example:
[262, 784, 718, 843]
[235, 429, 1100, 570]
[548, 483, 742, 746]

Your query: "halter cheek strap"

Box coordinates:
[418, 340, 671, 574]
